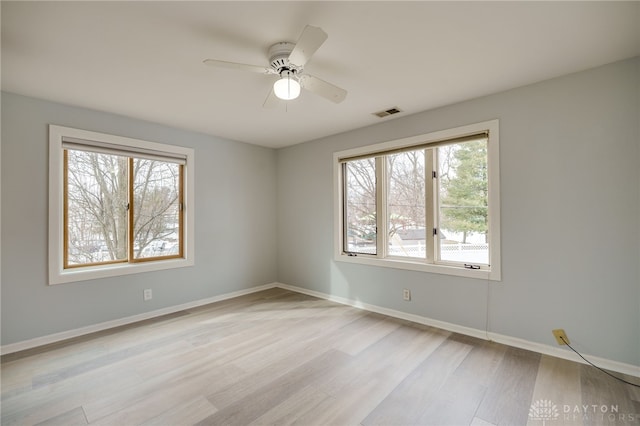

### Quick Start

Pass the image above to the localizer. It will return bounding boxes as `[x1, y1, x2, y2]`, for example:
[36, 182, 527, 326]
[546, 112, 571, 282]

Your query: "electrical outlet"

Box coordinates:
[143, 289, 153, 301]
[552, 329, 569, 345]
[403, 289, 411, 301]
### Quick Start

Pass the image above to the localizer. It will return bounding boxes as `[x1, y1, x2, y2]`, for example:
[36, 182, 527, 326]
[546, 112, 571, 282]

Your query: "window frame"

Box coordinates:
[334, 120, 501, 281]
[49, 125, 195, 285]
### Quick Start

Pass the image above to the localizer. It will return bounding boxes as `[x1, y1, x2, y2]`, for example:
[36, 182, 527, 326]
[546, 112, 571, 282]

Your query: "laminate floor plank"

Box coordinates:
[315, 322, 449, 399]
[224, 306, 366, 373]
[181, 317, 314, 370]
[580, 364, 639, 426]
[81, 349, 245, 423]
[140, 396, 218, 426]
[30, 337, 181, 389]
[247, 388, 332, 426]
[1, 343, 109, 384]
[629, 381, 640, 402]
[331, 312, 402, 356]
[526, 355, 583, 426]
[94, 312, 192, 351]
[418, 337, 506, 426]
[1, 364, 141, 426]
[470, 416, 497, 426]
[416, 374, 487, 426]
[197, 349, 353, 426]
[362, 336, 473, 426]
[25, 309, 257, 392]
[451, 337, 507, 387]
[33, 406, 88, 426]
[204, 312, 367, 410]
[1, 366, 36, 401]
[87, 363, 237, 425]
[294, 324, 451, 426]
[291, 373, 392, 426]
[132, 341, 222, 381]
[473, 346, 542, 426]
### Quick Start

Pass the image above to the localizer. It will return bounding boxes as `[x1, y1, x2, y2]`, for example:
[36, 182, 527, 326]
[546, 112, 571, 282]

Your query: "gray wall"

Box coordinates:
[1, 92, 278, 345]
[277, 57, 640, 366]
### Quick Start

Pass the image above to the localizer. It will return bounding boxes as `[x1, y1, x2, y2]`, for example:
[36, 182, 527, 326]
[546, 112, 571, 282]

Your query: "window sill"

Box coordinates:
[49, 257, 194, 285]
[334, 253, 500, 281]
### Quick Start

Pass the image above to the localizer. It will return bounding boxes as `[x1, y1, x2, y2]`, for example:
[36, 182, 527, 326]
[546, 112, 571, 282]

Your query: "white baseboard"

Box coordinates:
[0, 282, 278, 355]
[3, 281, 638, 380]
[274, 282, 640, 379]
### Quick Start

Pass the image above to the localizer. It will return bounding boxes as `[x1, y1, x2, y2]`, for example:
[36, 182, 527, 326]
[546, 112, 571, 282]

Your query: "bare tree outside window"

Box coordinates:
[66, 150, 128, 265]
[132, 159, 181, 259]
[65, 149, 183, 268]
[344, 158, 376, 254]
[386, 150, 426, 258]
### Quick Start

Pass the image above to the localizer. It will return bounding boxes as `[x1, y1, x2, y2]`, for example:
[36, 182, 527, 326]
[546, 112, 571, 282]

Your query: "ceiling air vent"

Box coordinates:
[373, 107, 402, 118]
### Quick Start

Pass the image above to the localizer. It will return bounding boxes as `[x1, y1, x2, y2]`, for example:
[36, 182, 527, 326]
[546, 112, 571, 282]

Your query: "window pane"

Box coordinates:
[437, 140, 489, 265]
[65, 150, 128, 266]
[132, 160, 181, 259]
[344, 159, 376, 255]
[386, 150, 426, 258]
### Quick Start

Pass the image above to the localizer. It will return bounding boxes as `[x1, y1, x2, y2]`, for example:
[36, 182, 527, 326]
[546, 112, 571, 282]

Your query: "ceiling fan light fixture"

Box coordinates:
[273, 70, 301, 100]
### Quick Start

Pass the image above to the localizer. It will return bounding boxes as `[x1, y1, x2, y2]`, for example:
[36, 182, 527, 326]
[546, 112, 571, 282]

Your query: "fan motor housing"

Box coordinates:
[268, 42, 297, 72]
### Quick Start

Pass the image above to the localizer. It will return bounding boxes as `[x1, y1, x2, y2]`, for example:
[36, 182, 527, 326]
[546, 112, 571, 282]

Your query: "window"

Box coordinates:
[334, 120, 500, 280]
[49, 125, 195, 284]
[344, 158, 377, 255]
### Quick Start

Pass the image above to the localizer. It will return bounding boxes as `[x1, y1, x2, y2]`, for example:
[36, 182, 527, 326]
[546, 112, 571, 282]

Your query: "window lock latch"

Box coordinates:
[464, 264, 481, 270]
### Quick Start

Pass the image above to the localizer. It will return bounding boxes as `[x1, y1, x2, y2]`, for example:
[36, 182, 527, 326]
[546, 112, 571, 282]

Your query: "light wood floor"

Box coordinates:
[2, 288, 639, 426]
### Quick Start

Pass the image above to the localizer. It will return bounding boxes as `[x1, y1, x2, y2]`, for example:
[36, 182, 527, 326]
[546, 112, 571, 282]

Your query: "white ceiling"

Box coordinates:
[2, 1, 639, 149]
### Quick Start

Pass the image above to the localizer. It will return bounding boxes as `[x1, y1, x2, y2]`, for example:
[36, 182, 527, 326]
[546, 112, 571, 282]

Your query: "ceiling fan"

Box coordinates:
[203, 25, 347, 107]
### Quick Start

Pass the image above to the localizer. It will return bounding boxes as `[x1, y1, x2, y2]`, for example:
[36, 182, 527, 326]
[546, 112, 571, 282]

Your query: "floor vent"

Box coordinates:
[373, 107, 402, 118]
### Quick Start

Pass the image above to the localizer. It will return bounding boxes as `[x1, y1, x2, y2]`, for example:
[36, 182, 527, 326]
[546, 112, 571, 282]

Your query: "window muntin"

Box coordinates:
[334, 120, 500, 280]
[49, 125, 194, 285]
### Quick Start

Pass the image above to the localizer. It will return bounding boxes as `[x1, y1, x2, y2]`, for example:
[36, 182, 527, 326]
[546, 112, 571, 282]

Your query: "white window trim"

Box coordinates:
[48, 125, 195, 285]
[333, 120, 501, 281]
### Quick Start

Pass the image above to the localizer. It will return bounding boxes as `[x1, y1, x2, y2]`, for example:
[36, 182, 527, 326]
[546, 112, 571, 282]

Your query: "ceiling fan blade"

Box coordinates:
[263, 87, 280, 109]
[299, 74, 347, 104]
[288, 25, 328, 67]
[203, 59, 275, 75]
